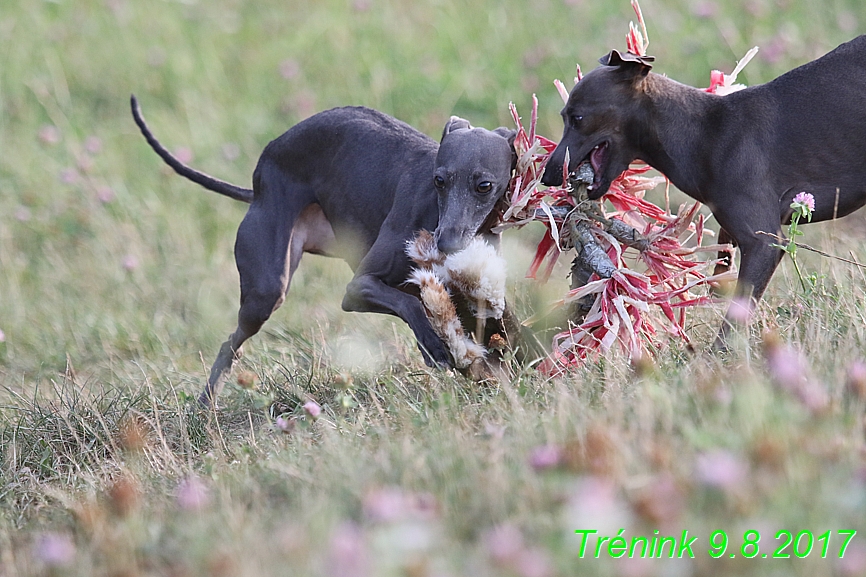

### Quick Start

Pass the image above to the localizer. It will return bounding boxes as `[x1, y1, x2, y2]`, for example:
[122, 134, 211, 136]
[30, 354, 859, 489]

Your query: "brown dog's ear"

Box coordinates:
[599, 49, 655, 78]
[442, 116, 473, 139]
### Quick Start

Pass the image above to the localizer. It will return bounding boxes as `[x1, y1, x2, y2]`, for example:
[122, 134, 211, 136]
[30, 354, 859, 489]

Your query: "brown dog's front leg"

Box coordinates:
[712, 231, 784, 350]
[713, 227, 737, 277]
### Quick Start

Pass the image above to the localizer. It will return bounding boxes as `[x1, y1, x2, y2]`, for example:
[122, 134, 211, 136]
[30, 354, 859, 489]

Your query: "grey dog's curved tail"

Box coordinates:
[130, 95, 254, 203]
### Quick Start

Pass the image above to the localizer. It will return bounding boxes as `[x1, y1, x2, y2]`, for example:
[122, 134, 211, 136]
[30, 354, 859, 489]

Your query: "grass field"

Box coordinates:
[3, 0, 866, 575]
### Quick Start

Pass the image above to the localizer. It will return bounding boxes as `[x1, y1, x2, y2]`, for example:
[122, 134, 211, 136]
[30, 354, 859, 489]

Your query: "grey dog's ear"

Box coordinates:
[493, 127, 517, 147]
[600, 49, 655, 77]
[493, 127, 518, 171]
[442, 116, 473, 139]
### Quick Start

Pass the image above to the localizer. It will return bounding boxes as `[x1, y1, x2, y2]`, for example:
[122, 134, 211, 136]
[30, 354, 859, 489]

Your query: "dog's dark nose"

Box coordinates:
[541, 161, 563, 187]
[435, 230, 464, 254]
[436, 237, 460, 254]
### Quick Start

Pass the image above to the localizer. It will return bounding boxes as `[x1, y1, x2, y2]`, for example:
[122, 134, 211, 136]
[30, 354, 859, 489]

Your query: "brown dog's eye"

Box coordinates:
[434, 175, 446, 189]
[477, 181, 493, 194]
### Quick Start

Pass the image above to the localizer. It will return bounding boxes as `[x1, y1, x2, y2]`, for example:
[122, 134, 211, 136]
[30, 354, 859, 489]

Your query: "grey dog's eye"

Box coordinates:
[571, 115, 583, 126]
[434, 175, 446, 189]
[477, 181, 493, 194]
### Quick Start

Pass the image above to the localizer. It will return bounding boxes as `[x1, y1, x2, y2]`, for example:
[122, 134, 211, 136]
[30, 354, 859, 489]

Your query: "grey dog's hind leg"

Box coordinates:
[199, 207, 293, 404]
[199, 164, 323, 406]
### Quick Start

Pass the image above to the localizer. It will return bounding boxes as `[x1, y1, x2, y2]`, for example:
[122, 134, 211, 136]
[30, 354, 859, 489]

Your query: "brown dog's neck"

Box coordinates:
[635, 73, 725, 202]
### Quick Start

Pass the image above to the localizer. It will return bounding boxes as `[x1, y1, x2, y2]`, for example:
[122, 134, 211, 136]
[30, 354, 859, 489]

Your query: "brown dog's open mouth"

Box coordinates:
[587, 142, 609, 193]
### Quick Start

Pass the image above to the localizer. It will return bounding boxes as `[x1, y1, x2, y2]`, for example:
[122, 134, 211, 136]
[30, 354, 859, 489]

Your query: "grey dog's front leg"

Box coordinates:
[342, 274, 452, 367]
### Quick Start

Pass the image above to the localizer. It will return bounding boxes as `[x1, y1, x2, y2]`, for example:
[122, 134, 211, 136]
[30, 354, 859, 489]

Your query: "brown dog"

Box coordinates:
[542, 37, 866, 345]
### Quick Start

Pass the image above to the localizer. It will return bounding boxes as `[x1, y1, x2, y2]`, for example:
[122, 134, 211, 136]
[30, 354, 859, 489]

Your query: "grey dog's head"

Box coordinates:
[432, 116, 516, 254]
[541, 49, 655, 199]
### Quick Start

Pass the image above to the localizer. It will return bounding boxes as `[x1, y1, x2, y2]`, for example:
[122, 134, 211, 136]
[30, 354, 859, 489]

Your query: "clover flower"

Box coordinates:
[275, 416, 296, 434]
[303, 400, 322, 419]
[792, 191, 815, 213]
[695, 449, 749, 491]
[176, 476, 211, 511]
[528, 444, 563, 471]
[33, 532, 76, 567]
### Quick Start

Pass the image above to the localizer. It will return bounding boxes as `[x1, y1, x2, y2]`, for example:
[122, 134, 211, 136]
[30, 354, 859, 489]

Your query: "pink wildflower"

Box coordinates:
[275, 416, 295, 433]
[765, 344, 803, 387]
[33, 532, 76, 566]
[483, 525, 553, 577]
[279, 59, 301, 80]
[363, 487, 408, 522]
[222, 143, 241, 161]
[122, 254, 139, 272]
[565, 476, 630, 534]
[764, 340, 828, 413]
[362, 486, 437, 523]
[528, 444, 562, 471]
[793, 191, 815, 212]
[293, 90, 317, 119]
[617, 556, 656, 577]
[173, 147, 193, 164]
[482, 524, 525, 565]
[839, 542, 866, 577]
[96, 185, 116, 204]
[695, 449, 749, 491]
[327, 522, 369, 577]
[691, 0, 718, 19]
[77, 155, 94, 174]
[727, 296, 753, 324]
[514, 547, 553, 577]
[176, 476, 210, 511]
[14, 206, 31, 222]
[59, 168, 80, 185]
[631, 473, 685, 527]
[303, 400, 322, 419]
[85, 136, 102, 155]
[484, 422, 506, 439]
[38, 125, 61, 145]
[846, 360, 866, 400]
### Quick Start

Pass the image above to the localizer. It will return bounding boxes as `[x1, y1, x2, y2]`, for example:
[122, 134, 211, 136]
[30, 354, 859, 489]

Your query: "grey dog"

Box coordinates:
[132, 96, 517, 405]
[542, 37, 866, 345]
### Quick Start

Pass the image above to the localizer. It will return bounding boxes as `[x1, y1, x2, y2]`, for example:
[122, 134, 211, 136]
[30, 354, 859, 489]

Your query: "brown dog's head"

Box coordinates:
[541, 50, 655, 199]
